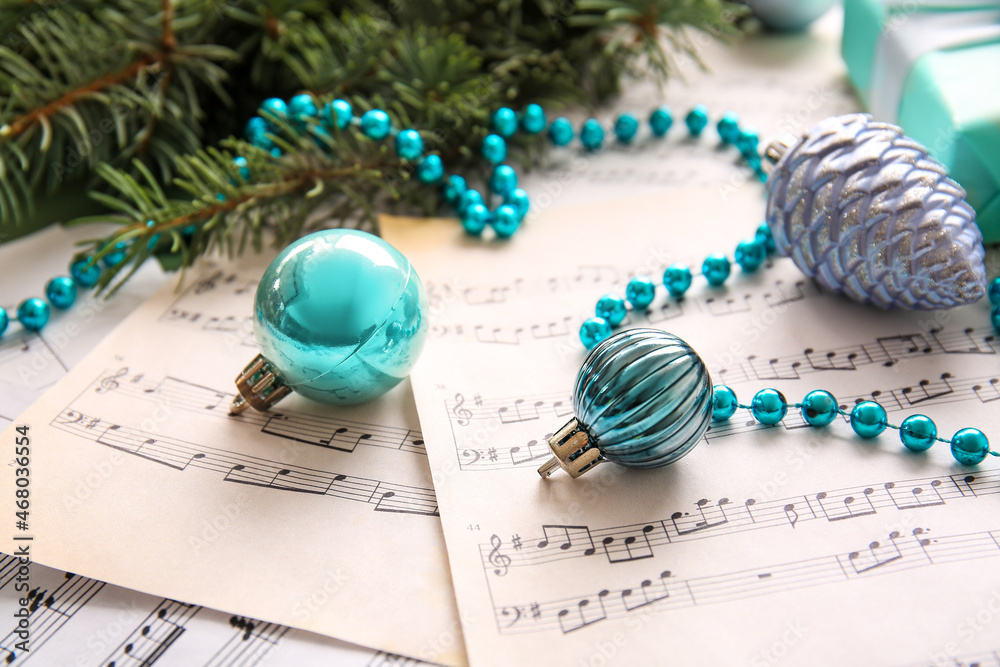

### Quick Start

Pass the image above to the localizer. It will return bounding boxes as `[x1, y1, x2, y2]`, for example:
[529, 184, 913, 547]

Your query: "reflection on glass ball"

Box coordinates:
[254, 229, 428, 405]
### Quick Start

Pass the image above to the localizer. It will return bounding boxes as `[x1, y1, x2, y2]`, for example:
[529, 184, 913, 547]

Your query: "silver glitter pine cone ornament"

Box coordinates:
[764, 113, 986, 310]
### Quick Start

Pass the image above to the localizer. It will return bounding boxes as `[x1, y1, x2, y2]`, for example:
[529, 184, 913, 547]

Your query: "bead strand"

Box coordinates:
[245, 98, 767, 243]
[0, 231, 142, 338]
[711, 385, 997, 466]
[244, 95, 531, 240]
[579, 222, 777, 349]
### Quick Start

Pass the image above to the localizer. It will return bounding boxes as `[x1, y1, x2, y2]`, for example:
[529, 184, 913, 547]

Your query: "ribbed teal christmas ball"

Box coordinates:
[573, 329, 713, 469]
[253, 229, 428, 405]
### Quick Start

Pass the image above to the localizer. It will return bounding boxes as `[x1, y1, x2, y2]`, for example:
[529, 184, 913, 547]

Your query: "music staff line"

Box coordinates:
[492, 527, 1000, 635]
[104, 599, 201, 667]
[50, 409, 439, 517]
[97, 372, 427, 456]
[478, 468, 999, 573]
[429, 278, 819, 346]
[0, 572, 105, 663]
[0, 555, 424, 667]
[155, 268, 258, 344]
[450, 369, 1000, 471]
[160, 268, 257, 311]
[159, 309, 255, 344]
[716, 325, 997, 385]
[203, 616, 291, 667]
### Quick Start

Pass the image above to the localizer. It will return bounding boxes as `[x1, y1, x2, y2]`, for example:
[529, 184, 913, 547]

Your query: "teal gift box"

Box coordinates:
[842, 0, 1000, 243]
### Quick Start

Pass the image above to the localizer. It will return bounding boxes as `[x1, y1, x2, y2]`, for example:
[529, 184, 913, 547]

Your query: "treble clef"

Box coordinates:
[95, 367, 128, 394]
[452, 393, 473, 426]
[488, 534, 511, 577]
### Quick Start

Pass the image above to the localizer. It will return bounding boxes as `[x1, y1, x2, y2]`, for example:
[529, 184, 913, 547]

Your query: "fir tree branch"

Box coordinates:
[6, 0, 747, 290]
[0, 0, 236, 226]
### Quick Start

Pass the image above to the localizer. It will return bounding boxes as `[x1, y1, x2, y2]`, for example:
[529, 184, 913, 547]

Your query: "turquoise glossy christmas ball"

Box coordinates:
[253, 229, 428, 405]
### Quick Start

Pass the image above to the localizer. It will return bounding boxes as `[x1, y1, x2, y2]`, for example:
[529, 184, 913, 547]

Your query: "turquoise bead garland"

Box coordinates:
[570, 102, 784, 349]
[542, 329, 998, 479]
[245, 96, 772, 244]
[2, 257, 99, 337]
[710, 384, 997, 466]
[16, 298, 50, 332]
[581, 223, 777, 349]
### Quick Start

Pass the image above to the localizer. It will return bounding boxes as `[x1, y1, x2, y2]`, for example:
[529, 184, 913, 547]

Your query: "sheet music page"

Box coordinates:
[0, 254, 465, 666]
[0, 556, 437, 667]
[381, 183, 1000, 666]
[0, 225, 166, 427]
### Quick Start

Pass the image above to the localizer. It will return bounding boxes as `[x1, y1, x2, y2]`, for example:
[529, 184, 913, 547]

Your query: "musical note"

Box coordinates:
[498, 399, 544, 424]
[452, 393, 473, 426]
[973, 378, 1000, 404]
[705, 294, 752, 316]
[847, 531, 903, 574]
[763, 279, 809, 307]
[474, 325, 523, 345]
[530, 317, 572, 340]
[901, 373, 955, 406]
[783, 503, 799, 529]
[645, 300, 685, 323]
[930, 327, 997, 355]
[96, 367, 128, 394]
[0, 572, 105, 662]
[621, 571, 671, 612]
[488, 535, 511, 577]
[552, 401, 573, 418]
[804, 346, 866, 372]
[510, 439, 549, 466]
[747, 355, 801, 381]
[671, 498, 730, 535]
[537, 525, 596, 556]
[884, 480, 945, 510]
[601, 525, 656, 564]
[104, 599, 200, 666]
[815, 488, 876, 522]
[572, 265, 619, 286]
[952, 474, 980, 497]
[495, 525, 1000, 636]
[557, 590, 609, 634]
[55, 411, 439, 516]
[876, 333, 932, 367]
[463, 286, 510, 306]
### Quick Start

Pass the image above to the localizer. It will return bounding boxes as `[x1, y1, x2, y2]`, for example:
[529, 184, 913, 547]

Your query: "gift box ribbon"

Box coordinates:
[870, 0, 1000, 122]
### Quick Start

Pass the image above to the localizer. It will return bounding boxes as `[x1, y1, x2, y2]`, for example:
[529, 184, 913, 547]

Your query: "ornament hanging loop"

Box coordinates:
[762, 132, 799, 171]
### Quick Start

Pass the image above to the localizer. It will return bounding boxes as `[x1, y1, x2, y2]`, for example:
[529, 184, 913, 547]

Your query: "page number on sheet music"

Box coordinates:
[467, 524, 480, 531]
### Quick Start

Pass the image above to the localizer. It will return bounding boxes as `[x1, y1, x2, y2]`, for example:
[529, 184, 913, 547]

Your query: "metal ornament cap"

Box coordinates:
[765, 113, 986, 310]
[539, 329, 713, 478]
